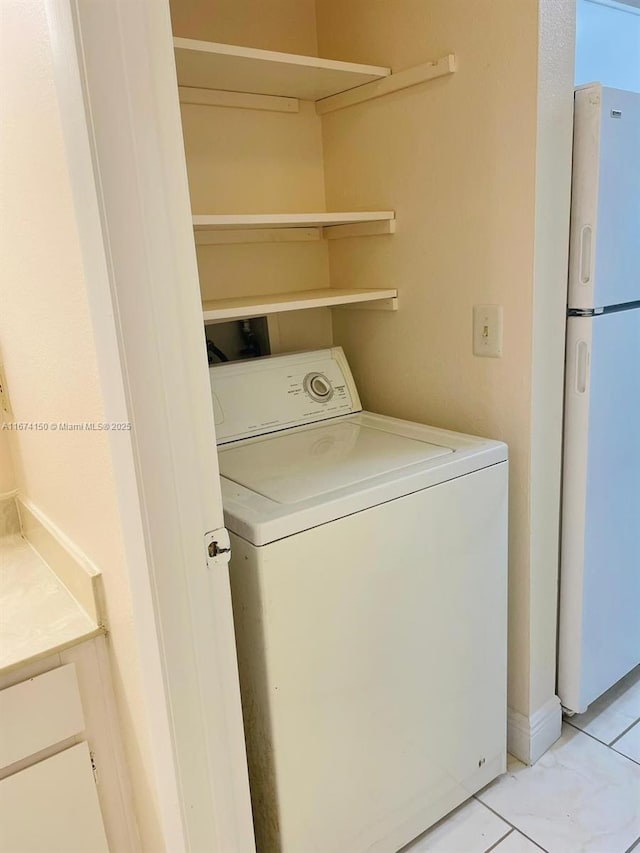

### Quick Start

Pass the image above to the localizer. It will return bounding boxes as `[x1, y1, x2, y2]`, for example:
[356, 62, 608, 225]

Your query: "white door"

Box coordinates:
[44, 1, 255, 850]
[590, 88, 640, 308]
[559, 309, 640, 712]
[569, 86, 640, 311]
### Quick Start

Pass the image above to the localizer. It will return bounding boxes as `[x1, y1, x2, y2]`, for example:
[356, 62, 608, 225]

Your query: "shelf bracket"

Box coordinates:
[323, 219, 396, 240]
[333, 296, 398, 313]
[316, 54, 456, 115]
[178, 86, 299, 113]
[195, 227, 321, 246]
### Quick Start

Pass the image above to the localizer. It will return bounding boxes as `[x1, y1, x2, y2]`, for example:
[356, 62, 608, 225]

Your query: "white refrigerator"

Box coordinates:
[559, 84, 640, 714]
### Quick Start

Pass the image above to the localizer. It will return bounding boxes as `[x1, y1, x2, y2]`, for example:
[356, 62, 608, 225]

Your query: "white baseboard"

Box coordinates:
[507, 695, 562, 765]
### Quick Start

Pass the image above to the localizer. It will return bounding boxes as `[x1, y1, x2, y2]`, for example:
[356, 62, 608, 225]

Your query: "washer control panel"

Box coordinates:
[303, 372, 334, 403]
[210, 348, 362, 444]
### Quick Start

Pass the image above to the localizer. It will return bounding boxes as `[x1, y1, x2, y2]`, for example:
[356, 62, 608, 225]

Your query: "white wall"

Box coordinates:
[576, 0, 640, 90]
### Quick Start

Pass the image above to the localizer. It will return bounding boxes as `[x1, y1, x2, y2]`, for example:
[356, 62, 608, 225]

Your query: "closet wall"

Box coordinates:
[169, 0, 574, 747]
[315, 0, 539, 720]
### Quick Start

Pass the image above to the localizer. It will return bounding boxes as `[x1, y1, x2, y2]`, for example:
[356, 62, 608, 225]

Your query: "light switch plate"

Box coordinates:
[473, 304, 503, 358]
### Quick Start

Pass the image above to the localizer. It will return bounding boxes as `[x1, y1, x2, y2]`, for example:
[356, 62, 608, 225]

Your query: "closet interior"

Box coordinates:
[169, 1, 455, 364]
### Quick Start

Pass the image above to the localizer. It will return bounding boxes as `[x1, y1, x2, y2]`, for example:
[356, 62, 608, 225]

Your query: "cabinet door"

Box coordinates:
[0, 742, 109, 853]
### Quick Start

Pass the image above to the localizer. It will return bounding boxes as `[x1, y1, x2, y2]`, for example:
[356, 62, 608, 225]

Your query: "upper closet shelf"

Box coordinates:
[173, 38, 391, 101]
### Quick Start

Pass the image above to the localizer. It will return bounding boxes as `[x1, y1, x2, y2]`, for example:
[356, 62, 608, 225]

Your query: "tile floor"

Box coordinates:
[404, 667, 640, 853]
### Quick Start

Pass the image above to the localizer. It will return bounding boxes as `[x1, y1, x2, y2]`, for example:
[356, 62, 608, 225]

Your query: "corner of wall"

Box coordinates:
[528, 0, 576, 720]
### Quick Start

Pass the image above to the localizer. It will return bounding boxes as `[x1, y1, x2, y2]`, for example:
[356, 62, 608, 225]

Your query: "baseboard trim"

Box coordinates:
[17, 497, 104, 626]
[507, 695, 562, 765]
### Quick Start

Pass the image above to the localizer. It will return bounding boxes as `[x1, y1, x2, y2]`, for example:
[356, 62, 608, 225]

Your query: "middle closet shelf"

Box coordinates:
[192, 212, 396, 244]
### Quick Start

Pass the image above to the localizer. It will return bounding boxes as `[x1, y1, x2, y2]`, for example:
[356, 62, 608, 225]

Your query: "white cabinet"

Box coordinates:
[0, 664, 84, 769]
[0, 664, 109, 852]
[0, 640, 137, 853]
[0, 743, 110, 853]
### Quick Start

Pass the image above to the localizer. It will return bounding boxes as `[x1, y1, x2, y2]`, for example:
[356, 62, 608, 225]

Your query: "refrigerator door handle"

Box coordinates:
[575, 341, 589, 394]
[579, 225, 592, 285]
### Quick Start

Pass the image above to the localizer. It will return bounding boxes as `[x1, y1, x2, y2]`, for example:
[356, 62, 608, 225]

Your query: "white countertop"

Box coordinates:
[0, 534, 102, 673]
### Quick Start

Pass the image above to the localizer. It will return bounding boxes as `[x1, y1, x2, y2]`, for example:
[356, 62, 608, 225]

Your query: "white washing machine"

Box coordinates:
[210, 347, 508, 853]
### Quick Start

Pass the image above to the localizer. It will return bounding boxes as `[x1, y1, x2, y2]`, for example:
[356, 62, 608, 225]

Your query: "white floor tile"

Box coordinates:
[567, 666, 640, 744]
[612, 721, 640, 764]
[477, 725, 640, 853]
[401, 798, 510, 853]
[492, 830, 545, 852]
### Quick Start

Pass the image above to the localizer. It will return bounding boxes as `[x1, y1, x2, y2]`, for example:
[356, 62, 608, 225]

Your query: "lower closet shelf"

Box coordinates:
[202, 288, 398, 322]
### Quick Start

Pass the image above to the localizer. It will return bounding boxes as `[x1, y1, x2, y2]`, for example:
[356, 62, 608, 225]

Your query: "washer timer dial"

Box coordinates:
[303, 372, 334, 403]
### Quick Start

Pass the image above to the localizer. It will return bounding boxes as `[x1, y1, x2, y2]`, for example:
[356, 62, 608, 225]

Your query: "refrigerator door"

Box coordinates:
[568, 85, 640, 311]
[559, 309, 640, 713]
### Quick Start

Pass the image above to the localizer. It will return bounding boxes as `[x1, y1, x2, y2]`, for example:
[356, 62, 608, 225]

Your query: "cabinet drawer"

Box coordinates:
[0, 664, 85, 770]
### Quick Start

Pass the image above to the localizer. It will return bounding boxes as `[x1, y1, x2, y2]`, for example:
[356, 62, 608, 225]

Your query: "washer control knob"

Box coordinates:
[304, 372, 334, 402]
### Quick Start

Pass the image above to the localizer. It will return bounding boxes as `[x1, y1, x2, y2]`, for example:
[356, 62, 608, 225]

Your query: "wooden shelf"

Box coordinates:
[202, 288, 398, 323]
[193, 211, 394, 230]
[173, 38, 390, 101]
[192, 211, 396, 242]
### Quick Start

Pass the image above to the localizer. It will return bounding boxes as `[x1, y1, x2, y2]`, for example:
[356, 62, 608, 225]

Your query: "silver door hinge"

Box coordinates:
[205, 528, 231, 568]
[90, 750, 99, 785]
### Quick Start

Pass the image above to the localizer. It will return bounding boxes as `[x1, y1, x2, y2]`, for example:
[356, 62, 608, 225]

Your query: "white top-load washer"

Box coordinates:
[211, 348, 508, 853]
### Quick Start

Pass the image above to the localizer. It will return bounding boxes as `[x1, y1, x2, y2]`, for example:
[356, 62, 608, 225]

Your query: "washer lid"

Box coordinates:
[219, 419, 452, 504]
[221, 411, 508, 546]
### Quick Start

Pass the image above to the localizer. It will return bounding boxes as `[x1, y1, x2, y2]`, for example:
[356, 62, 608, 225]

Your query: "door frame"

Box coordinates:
[45, 1, 255, 850]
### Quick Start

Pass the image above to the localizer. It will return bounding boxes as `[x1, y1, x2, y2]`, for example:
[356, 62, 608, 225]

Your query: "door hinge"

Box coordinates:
[205, 528, 231, 568]
[90, 750, 99, 785]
